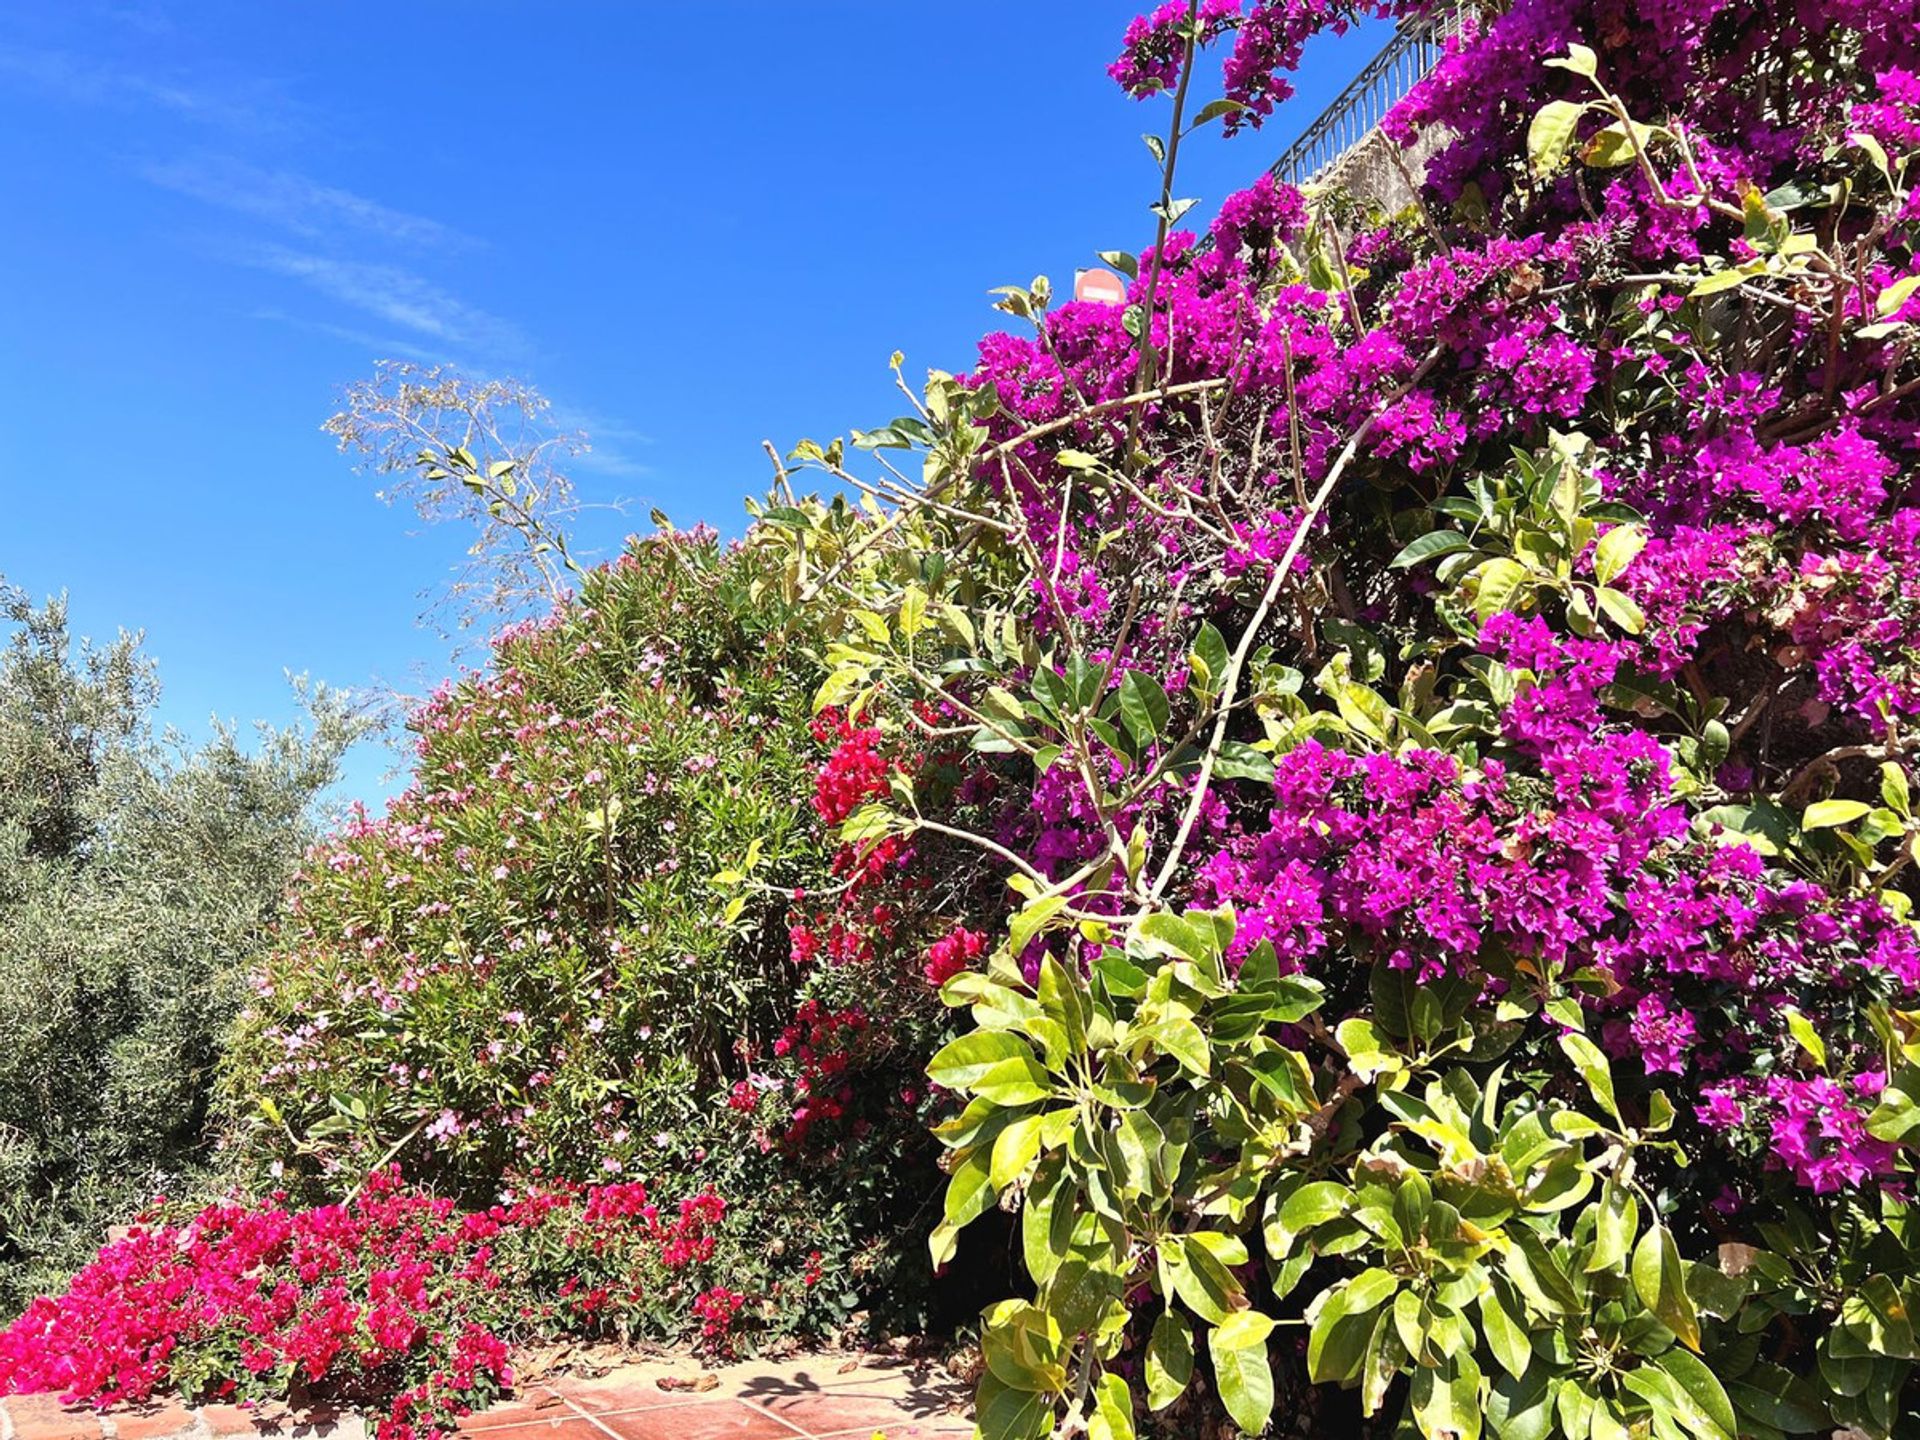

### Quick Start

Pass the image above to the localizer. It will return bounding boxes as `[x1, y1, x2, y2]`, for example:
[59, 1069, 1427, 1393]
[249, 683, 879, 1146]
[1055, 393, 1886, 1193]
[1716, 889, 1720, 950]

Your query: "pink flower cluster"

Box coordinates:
[0, 1171, 733, 1440]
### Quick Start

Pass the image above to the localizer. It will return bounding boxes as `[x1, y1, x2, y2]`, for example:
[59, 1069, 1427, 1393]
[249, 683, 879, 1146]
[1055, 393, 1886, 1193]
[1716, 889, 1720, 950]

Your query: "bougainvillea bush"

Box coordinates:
[756, 0, 1920, 1433]
[0, 1168, 740, 1440]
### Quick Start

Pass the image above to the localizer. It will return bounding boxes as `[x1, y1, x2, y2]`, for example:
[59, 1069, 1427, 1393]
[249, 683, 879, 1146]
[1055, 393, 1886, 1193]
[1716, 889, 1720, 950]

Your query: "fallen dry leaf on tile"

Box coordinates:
[654, 1373, 720, 1393]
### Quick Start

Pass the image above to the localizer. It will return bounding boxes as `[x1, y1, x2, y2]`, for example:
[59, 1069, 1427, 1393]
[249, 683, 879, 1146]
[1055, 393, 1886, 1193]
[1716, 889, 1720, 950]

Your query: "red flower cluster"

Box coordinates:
[771, 1001, 871, 1145]
[0, 1171, 734, 1440]
[808, 713, 893, 826]
[689, 1286, 746, 1357]
[921, 926, 986, 987]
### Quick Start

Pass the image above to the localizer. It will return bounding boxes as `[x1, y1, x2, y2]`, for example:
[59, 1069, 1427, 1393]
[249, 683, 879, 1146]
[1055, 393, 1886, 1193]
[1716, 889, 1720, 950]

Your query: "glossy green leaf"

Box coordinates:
[1632, 1224, 1701, 1351]
[1089, 1372, 1135, 1440]
[1528, 99, 1585, 177]
[1118, 670, 1172, 747]
[1145, 1311, 1193, 1411]
[1209, 1321, 1276, 1435]
[928, 1030, 1033, 1090]
[1479, 1284, 1532, 1378]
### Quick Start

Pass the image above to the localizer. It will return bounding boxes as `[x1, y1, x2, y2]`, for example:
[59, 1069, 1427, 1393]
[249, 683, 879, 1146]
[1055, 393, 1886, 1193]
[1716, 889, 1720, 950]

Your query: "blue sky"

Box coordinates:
[0, 1, 1386, 805]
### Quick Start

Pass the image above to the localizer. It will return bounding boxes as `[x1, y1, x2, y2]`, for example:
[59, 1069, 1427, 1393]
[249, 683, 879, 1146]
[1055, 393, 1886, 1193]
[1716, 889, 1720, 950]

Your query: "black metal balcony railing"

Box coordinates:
[1265, 8, 1465, 190]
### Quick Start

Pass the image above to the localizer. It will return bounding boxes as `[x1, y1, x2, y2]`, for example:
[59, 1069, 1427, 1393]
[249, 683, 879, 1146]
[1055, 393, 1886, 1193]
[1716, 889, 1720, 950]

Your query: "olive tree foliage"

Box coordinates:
[323, 362, 598, 644]
[0, 582, 360, 1313]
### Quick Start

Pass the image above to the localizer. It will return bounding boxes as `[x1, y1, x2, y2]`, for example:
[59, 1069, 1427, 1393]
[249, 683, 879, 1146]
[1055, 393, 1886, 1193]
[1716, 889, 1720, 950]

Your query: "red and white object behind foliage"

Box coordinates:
[1074, 268, 1128, 305]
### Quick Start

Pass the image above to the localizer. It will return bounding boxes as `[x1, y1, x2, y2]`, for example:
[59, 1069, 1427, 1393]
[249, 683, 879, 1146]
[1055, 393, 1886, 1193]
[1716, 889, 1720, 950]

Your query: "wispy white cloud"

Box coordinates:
[248, 307, 456, 367]
[0, 43, 295, 132]
[143, 155, 472, 250]
[235, 244, 530, 359]
[546, 402, 654, 481]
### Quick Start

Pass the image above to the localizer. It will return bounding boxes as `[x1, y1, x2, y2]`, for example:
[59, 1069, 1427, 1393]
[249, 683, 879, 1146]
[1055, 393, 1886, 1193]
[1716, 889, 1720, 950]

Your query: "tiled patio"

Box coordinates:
[0, 1354, 973, 1440]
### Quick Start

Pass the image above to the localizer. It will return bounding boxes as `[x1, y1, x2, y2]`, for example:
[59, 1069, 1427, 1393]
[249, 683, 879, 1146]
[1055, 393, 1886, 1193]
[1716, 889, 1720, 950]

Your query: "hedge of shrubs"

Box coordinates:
[8, 0, 1920, 1436]
[760, 0, 1920, 1433]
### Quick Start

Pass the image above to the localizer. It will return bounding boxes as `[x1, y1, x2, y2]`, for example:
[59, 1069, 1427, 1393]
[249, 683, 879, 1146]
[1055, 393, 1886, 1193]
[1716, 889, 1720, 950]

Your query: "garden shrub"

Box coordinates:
[13, 0, 1920, 1437]
[0, 1167, 740, 1440]
[749, 0, 1920, 1435]
[221, 527, 960, 1342]
[0, 585, 353, 1313]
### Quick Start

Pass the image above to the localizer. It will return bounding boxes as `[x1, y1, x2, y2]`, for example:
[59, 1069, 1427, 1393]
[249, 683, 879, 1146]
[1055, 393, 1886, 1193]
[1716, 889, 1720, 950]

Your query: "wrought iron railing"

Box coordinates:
[1264, 8, 1464, 189]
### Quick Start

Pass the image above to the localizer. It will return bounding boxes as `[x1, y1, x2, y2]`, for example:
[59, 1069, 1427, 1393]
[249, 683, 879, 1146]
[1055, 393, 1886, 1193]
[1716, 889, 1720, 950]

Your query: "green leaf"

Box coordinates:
[990, 1115, 1044, 1188]
[1173, 1235, 1245, 1323]
[1214, 1310, 1277, 1350]
[812, 665, 866, 713]
[1655, 1349, 1737, 1440]
[1877, 272, 1920, 318]
[1487, 1369, 1556, 1440]
[981, 1301, 1067, 1394]
[1192, 97, 1247, 127]
[975, 1373, 1052, 1440]
[1505, 1228, 1578, 1315]
[1593, 524, 1647, 585]
[1214, 741, 1276, 783]
[1689, 267, 1749, 296]
[1594, 585, 1646, 634]
[1022, 1162, 1071, 1284]
[974, 1055, 1054, 1106]
[1867, 1072, 1920, 1141]
[1803, 799, 1870, 829]
[1581, 119, 1664, 168]
[1479, 1285, 1533, 1379]
[1118, 670, 1172, 747]
[1528, 100, 1586, 177]
[1544, 41, 1598, 76]
[1473, 557, 1531, 621]
[838, 803, 897, 844]
[1588, 1180, 1636, 1274]
[1090, 1373, 1136, 1440]
[1780, 1006, 1826, 1069]
[1144, 1016, 1210, 1077]
[928, 1031, 1035, 1090]
[1008, 892, 1068, 956]
[928, 1030, 1037, 1090]
[1209, 1322, 1276, 1435]
[1189, 622, 1230, 697]
[943, 1151, 996, 1227]
[1557, 1032, 1623, 1123]
[1307, 1281, 1383, 1385]
[1279, 1180, 1352, 1237]
[1146, 1312, 1194, 1411]
[1881, 763, 1911, 818]
[1412, 1352, 1483, 1440]
[1726, 1362, 1832, 1433]
[1390, 529, 1473, 569]
[1632, 1224, 1701, 1351]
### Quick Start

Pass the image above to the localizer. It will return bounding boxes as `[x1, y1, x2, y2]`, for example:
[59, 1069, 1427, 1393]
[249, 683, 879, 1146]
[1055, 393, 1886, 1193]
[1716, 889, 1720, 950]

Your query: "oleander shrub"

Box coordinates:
[749, 0, 1920, 1434]
[0, 585, 353, 1313]
[221, 526, 962, 1339]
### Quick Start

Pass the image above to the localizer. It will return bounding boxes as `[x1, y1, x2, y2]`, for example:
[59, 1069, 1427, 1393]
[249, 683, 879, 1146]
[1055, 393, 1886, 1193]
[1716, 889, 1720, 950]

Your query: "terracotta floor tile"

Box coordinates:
[813, 1426, 972, 1439]
[193, 1404, 350, 1438]
[744, 1391, 966, 1438]
[442, 1423, 606, 1440]
[5, 1396, 104, 1440]
[547, 1385, 705, 1416]
[594, 1400, 801, 1440]
[105, 1403, 198, 1440]
[456, 1399, 576, 1433]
